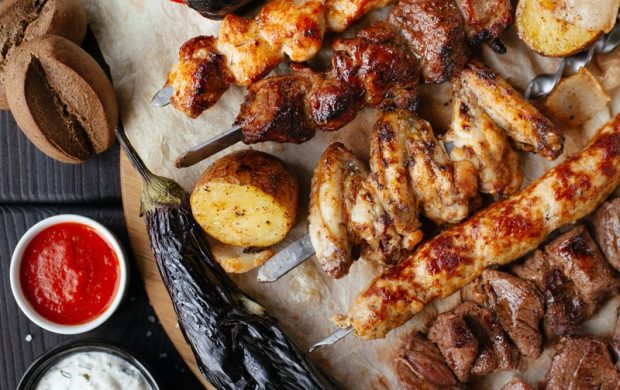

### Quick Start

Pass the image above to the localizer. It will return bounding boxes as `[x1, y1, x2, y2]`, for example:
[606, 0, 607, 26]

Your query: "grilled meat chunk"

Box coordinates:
[454, 0, 513, 51]
[592, 198, 620, 271]
[501, 378, 536, 390]
[347, 114, 620, 340]
[378, 111, 479, 225]
[394, 332, 461, 390]
[389, 0, 468, 84]
[453, 302, 520, 376]
[332, 21, 419, 112]
[545, 226, 619, 309]
[428, 312, 478, 382]
[542, 336, 620, 390]
[458, 61, 563, 160]
[370, 114, 424, 251]
[445, 91, 523, 196]
[479, 270, 545, 358]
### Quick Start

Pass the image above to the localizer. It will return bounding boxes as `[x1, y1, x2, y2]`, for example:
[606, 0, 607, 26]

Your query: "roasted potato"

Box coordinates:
[516, 0, 619, 57]
[191, 149, 299, 247]
[211, 242, 275, 273]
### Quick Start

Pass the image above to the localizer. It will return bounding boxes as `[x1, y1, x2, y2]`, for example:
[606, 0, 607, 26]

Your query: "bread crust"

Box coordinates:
[5, 35, 117, 163]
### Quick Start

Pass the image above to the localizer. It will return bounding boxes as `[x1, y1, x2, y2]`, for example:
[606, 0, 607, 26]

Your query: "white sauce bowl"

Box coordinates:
[10, 214, 129, 334]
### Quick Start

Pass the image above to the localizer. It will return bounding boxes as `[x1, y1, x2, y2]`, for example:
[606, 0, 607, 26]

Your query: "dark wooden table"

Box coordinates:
[0, 33, 203, 390]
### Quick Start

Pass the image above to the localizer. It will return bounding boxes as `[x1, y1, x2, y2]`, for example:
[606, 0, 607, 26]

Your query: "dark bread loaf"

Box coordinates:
[0, 0, 87, 109]
[5, 35, 118, 163]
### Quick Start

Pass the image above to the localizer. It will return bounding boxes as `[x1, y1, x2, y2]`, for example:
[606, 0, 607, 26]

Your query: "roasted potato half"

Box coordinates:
[191, 149, 299, 247]
[516, 0, 618, 57]
[211, 242, 275, 273]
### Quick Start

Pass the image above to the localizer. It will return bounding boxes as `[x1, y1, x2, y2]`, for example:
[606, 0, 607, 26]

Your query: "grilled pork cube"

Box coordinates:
[453, 302, 519, 375]
[388, 0, 468, 84]
[513, 249, 591, 338]
[592, 198, 620, 271]
[501, 378, 536, 390]
[454, 0, 513, 51]
[428, 312, 478, 382]
[480, 270, 545, 358]
[545, 226, 619, 312]
[542, 336, 620, 390]
[394, 332, 461, 390]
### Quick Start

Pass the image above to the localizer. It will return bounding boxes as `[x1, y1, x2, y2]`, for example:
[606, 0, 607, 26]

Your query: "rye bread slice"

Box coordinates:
[5, 35, 118, 163]
[0, 0, 87, 109]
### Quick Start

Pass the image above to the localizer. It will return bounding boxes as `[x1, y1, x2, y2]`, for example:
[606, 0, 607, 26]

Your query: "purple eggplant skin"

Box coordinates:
[117, 126, 339, 390]
[185, 0, 263, 19]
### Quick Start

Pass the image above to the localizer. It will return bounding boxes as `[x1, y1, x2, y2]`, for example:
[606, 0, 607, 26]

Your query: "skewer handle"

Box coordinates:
[257, 234, 315, 283]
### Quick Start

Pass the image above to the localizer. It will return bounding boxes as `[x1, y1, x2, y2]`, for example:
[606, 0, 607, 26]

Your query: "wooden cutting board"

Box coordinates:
[119, 151, 213, 389]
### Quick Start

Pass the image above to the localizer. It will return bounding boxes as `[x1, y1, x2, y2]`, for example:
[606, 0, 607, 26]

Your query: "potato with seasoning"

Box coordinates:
[191, 149, 299, 248]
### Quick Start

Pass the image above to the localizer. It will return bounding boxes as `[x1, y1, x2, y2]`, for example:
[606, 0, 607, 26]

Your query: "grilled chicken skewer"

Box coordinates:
[344, 114, 620, 340]
[163, 0, 513, 118]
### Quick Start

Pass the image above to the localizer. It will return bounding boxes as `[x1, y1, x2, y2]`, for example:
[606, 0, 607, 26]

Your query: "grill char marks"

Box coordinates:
[24, 55, 93, 161]
[389, 0, 468, 84]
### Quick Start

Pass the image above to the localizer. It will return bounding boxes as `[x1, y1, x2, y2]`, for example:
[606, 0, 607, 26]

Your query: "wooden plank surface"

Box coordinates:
[120, 151, 212, 389]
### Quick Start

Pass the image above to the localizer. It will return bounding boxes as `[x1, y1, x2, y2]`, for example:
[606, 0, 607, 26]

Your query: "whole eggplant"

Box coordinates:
[185, 0, 262, 19]
[117, 126, 338, 390]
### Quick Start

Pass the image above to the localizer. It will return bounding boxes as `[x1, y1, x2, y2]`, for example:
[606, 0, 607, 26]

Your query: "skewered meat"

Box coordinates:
[453, 302, 519, 376]
[501, 378, 535, 390]
[592, 198, 620, 271]
[428, 312, 479, 382]
[458, 61, 564, 160]
[308, 143, 404, 278]
[388, 0, 468, 84]
[477, 270, 544, 358]
[234, 22, 420, 143]
[542, 336, 620, 390]
[346, 113, 620, 339]
[381, 111, 480, 225]
[166, 0, 396, 117]
[445, 90, 523, 196]
[370, 113, 424, 251]
[514, 226, 619, 338]
[394, 332, 461, 390]
[455, 0, 513, 52]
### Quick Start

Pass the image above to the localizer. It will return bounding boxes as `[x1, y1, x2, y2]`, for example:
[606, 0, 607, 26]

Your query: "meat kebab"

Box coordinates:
[163, 0, 514, 118]
[344, 113, 620, 339]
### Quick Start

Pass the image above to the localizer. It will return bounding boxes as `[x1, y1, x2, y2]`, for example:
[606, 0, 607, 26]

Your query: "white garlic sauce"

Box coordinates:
[35, 351, 152, 390]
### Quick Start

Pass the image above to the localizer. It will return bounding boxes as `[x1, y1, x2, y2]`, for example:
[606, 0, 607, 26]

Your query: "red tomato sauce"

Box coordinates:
[20, 223, 119, 325]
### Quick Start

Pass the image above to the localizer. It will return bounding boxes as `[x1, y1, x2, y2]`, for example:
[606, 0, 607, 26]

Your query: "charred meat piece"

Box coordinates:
[480, 270, 545, 358]
[166, 36, 234, 118]
[428, 312, 479, 382]
[332, 21, 419, 112]
[592, 198, 620, 271]
[394, 332, 462, 390]
[445, 90, 523, 196]
[458, 60, 563, 160]
[454, 0, 513, 52]
[513, 249, 591, 339]
[453, 302, 520, 376]
[389, 0, 468, 84]
[545, 226, 619, 314]
[377, 110, 479, 225]
[501, 378, 536, 390]
[542, 336, 620, 390]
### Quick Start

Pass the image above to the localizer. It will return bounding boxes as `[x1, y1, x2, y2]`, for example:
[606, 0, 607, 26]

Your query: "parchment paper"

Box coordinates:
[80, 1, 620, 388]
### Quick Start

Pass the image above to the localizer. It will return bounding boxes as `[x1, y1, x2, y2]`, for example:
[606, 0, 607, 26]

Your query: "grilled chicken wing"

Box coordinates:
[380, 111, 479, 225]
[389, 0, 468, 84]
[347, 113, 620, 339]
[445, 91, 523, 196]
[458, 61, 564, 160]
[455, 0, 513, 52]
[370, 114, 424, 250]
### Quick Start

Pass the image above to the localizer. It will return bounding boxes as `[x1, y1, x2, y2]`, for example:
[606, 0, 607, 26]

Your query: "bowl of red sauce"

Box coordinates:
[10, 215, 128, 334]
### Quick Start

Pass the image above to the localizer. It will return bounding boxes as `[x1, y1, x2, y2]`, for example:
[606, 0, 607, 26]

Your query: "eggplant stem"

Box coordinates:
[116, 124, 155, 185]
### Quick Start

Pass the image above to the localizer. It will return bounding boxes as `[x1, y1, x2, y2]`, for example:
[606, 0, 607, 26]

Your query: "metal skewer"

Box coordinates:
[151, 86, 174, 107]
[308, 327, 354, 353]
[175, 125, 243, 168]
[525, 15, 620, 100]
[257, 234, 315, 282]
